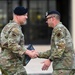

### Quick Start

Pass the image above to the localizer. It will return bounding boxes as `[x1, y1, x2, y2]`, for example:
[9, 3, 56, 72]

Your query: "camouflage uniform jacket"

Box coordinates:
[0, 20, 26, 74]
[38, 22, 74, 70]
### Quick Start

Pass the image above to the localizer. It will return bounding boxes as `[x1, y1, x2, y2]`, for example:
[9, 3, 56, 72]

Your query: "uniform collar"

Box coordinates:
[55, 22, 62, 27]
[9, 20, 21, 28]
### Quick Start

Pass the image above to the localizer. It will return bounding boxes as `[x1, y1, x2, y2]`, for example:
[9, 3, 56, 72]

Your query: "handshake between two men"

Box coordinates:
[24, 44, 51, 70]
[25, 44, 39, 59]
[25, 49, 39, 58]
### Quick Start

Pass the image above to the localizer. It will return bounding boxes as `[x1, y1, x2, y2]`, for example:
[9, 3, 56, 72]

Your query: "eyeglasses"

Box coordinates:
[46, 16, 55, 21]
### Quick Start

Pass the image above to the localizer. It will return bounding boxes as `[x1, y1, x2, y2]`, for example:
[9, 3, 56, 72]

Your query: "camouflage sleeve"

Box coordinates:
[38, 50, 50, 59]
[49, 28, 66, 61]
[8, 28, 25, 56]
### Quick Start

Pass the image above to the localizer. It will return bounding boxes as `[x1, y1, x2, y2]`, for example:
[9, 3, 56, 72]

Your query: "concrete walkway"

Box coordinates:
[25, 45, 53, 75]
[25, 58, 53, 75]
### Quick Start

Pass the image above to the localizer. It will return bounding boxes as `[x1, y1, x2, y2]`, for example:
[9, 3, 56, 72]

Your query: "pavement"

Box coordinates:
[25, 45, 53, 75]
[25, 58, 53, 75]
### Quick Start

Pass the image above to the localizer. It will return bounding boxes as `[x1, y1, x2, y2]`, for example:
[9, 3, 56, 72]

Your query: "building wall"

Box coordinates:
[0, 0, 71, 45]
[72, 0, 75, 50]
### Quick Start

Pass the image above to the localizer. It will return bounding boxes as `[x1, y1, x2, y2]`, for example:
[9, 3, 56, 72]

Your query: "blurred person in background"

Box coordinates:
[38, 10, 74, 75]
[0, 6, 38, 75]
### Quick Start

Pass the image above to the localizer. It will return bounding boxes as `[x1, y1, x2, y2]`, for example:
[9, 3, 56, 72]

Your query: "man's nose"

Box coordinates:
[25, 15, 28, 19]
[46, 20, 48, 23]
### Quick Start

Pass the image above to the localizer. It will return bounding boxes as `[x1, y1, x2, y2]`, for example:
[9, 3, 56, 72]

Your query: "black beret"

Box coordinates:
[45, 10, 60, 17]
[14, 6, 28, 15]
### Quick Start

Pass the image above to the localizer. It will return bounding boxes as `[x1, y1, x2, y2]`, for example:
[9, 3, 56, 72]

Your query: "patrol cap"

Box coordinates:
[45, 10, 60, 17]
[14, 6, 28, 15]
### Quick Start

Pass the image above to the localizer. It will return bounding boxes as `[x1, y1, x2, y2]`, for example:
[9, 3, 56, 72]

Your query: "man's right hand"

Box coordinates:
[25, 50, 39, 58]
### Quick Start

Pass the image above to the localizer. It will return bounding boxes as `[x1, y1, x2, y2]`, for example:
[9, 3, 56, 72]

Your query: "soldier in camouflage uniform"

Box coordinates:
[38, 11, 75, 75]
[0, 6, 38, 75]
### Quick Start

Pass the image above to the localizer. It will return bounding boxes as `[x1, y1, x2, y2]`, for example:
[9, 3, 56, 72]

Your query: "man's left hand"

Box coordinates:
[41, 59, 51, 70]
